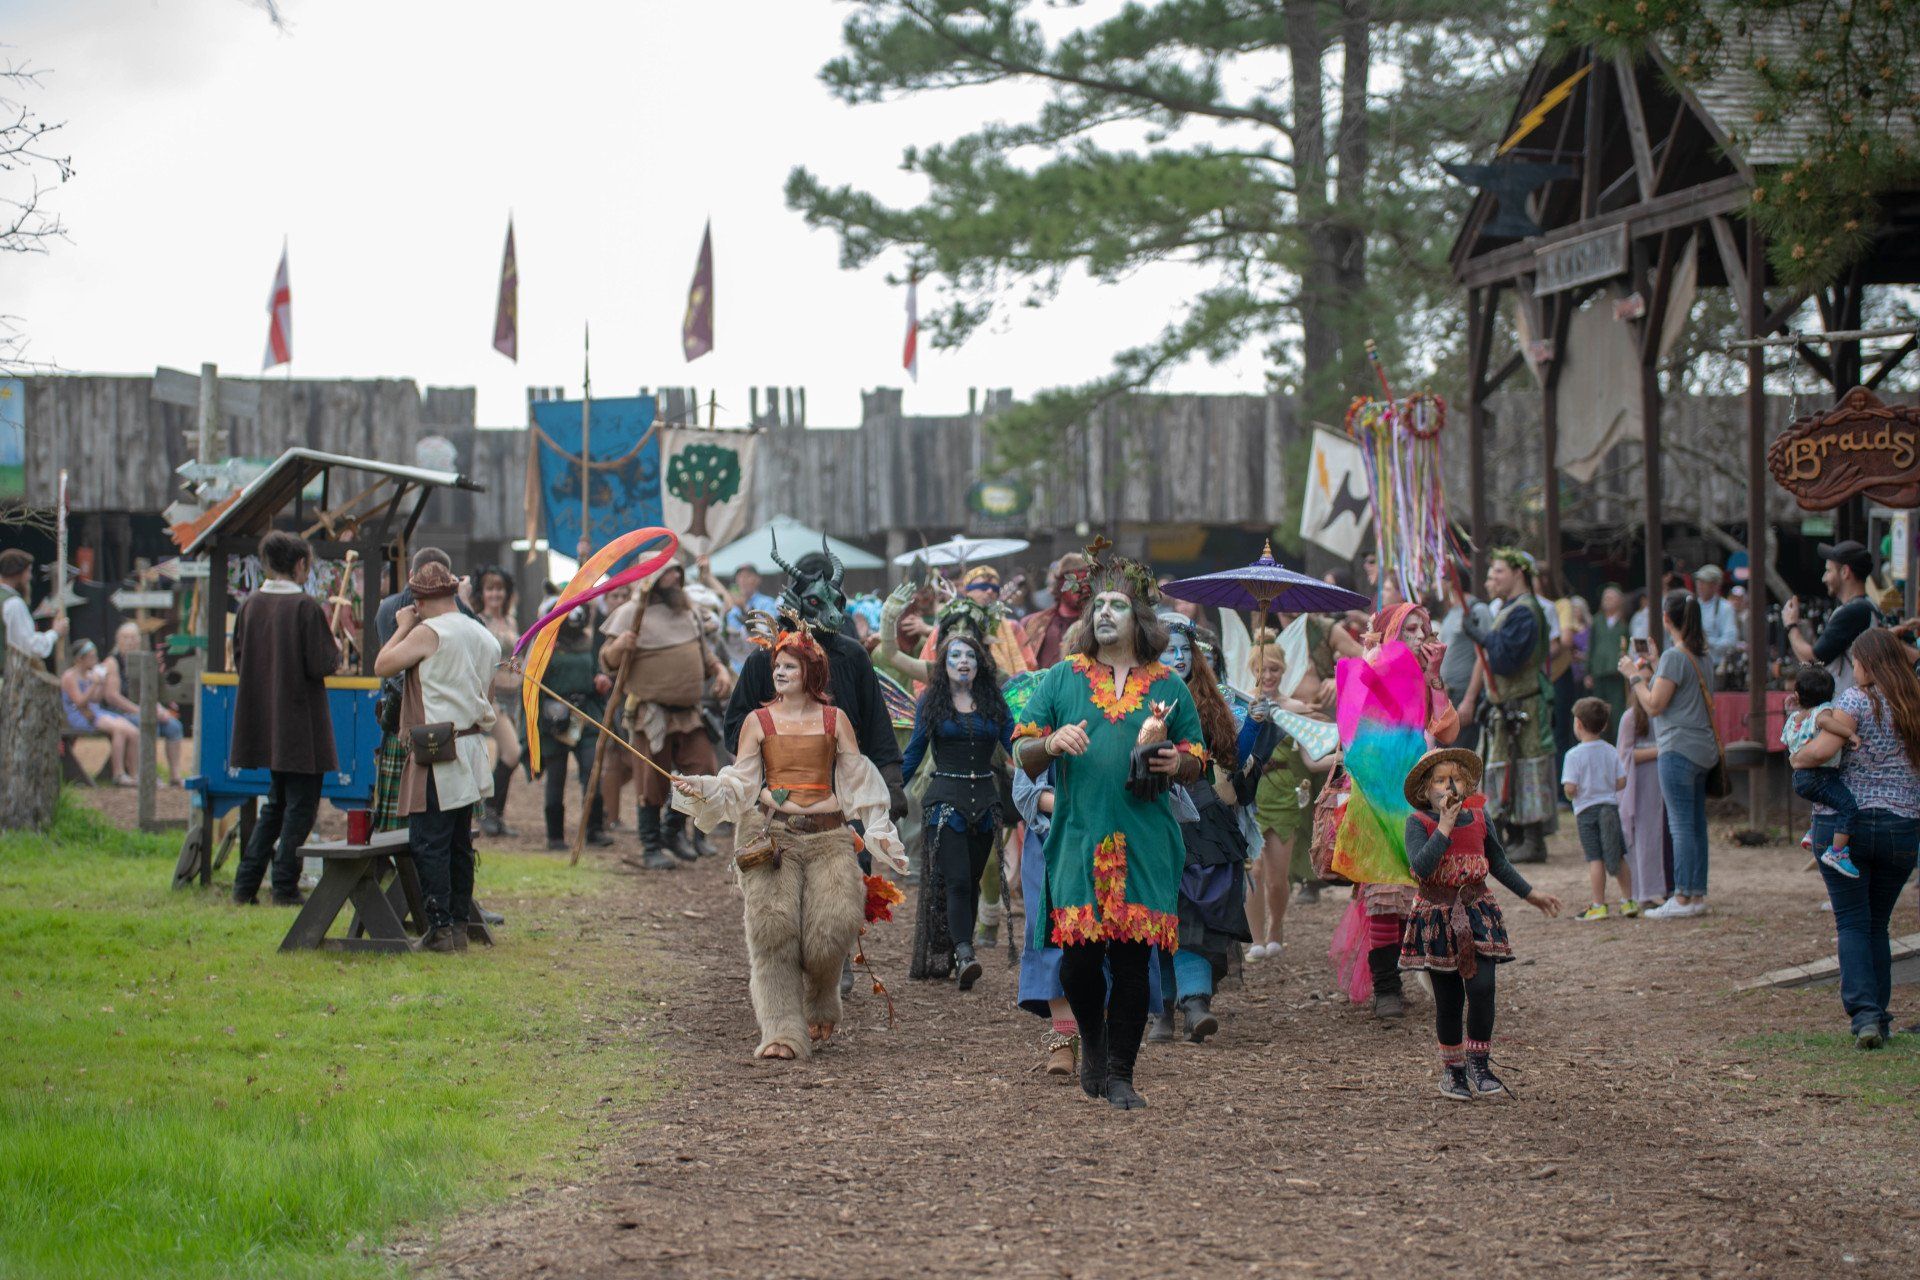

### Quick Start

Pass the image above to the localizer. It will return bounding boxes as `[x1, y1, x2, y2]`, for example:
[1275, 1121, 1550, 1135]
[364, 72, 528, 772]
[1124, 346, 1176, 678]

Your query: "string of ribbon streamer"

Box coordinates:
[515, 526, 680, 773]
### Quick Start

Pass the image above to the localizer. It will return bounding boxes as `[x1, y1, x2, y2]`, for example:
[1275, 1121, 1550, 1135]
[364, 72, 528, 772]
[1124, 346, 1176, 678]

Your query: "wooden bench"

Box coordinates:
[60, 728, 111, 785]
[279, 829, 496, 953]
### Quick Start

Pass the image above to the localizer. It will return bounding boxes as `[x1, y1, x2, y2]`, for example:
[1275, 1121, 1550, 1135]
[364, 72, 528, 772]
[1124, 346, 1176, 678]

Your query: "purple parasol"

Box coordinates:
[1159, 541, 1371, 617]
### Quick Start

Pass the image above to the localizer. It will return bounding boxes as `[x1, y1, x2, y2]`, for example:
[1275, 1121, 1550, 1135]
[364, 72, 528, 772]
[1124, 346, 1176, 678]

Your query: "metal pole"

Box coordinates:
[579, 324, 593, 560]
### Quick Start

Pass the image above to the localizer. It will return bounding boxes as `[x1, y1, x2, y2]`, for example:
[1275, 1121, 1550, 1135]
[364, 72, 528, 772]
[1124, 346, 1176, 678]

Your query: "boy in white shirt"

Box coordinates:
[1562, 697, 1635, 921]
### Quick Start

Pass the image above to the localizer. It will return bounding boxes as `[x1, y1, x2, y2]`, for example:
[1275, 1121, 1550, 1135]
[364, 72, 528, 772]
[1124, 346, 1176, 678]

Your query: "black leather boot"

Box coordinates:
[954, 943, 983, 992]
[661, 808, 698, 863]
[1104, 1009, 1149, 1110]
[1369, 944, 1405, 1020]
[1180, 994, 1218, 1043]
[1077, 1017, 1109, 1102]
[633, 806, 674, 871]
[544, 804, 566, 852]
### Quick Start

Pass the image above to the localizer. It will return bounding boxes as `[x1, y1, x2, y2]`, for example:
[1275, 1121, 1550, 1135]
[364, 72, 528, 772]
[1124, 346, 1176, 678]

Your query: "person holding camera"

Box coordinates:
[1618, 592, 1719, 918]
[1782, 540, 1882, 696]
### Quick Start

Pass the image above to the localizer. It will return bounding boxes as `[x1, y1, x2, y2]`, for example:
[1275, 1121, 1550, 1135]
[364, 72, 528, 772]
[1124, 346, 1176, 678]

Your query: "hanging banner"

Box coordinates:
[0, 378, 22, 501]
[660, 427, 756, 554]
[1300, 427, 1372, 560]
[531, 396, 662, 556]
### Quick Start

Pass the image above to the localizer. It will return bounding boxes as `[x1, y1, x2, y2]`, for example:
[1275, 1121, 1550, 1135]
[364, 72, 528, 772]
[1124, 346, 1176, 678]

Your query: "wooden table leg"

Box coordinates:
[279, 856, 370, 952]
[340, 868, 413, 951]
[465, 899, 495, 947]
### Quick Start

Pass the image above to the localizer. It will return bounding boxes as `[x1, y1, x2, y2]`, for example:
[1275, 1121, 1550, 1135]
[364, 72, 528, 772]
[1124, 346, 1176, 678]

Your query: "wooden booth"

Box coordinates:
[169, 449, 482, 888]
[1449, 41, 1920, 825]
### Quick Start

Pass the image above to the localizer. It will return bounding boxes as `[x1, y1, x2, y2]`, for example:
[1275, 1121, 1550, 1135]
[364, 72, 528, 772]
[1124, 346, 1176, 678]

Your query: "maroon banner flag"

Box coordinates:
[682, 220, 713, 362]
[493, 218, 518, 361]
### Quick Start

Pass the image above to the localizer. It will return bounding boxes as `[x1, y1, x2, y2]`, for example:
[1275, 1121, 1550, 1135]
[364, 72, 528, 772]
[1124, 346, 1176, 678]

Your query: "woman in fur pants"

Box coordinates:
[671, 629, 906, 1061]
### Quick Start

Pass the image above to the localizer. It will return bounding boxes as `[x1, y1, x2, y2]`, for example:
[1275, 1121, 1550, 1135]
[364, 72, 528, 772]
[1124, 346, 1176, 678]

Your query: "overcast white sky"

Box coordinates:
[3, 0, 1274, 427]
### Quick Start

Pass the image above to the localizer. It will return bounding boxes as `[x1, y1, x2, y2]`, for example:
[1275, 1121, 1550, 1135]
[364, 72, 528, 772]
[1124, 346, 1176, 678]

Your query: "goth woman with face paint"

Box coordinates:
[901, 632, 1014, 988]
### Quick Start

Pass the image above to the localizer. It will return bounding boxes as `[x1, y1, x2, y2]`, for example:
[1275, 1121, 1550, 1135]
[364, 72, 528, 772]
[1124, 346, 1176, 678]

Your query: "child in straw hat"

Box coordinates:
[1399, 747, 1561, 1101]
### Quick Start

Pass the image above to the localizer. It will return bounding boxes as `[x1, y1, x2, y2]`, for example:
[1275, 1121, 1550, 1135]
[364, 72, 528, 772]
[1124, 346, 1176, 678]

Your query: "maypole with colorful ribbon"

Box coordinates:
[1344, 340, 1451, 605]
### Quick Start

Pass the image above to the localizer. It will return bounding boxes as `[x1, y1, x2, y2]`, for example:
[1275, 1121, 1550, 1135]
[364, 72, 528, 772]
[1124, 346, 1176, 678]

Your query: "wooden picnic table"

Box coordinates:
[280, 828, 496, 953]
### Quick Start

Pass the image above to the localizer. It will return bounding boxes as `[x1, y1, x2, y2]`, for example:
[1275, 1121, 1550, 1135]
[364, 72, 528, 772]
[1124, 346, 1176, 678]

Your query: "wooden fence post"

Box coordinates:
[134, 649, 159, 832]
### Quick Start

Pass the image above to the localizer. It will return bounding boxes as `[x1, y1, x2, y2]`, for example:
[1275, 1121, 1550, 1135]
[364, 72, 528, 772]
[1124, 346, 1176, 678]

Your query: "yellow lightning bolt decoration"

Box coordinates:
[1315, 445, 1331, 497]
[1498, 63, 1591, 155]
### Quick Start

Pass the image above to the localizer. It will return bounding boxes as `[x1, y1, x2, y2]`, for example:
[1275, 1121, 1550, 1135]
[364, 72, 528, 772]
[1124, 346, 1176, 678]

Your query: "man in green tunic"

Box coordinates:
[1463, 548, 1556, 863]
[1015, 555, 1204, 1111]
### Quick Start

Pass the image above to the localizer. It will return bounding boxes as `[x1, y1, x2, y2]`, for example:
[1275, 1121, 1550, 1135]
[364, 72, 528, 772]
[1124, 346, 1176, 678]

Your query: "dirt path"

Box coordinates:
[397, 788, 1920, 1280]
[70, 780, 1920, 1276]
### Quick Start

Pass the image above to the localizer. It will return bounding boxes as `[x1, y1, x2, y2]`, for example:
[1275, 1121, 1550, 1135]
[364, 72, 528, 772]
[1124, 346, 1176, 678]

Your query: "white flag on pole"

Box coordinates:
[263, 240, 292, 370]
[902, 276, 919, 382]
[1299, 427, 1372, 560]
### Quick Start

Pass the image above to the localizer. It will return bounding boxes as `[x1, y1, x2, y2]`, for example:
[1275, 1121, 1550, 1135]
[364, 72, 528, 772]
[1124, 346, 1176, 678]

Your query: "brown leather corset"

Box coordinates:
[757, 706, 837, 797]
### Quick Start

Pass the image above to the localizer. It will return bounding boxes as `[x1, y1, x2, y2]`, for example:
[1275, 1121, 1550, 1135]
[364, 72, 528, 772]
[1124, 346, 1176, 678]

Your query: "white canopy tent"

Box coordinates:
[706, 515, 885, 580]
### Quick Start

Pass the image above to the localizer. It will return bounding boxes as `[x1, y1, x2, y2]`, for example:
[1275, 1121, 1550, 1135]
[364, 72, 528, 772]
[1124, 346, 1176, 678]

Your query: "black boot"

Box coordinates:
[1147, 1001, 1176, 1042]
[954, 943, 983, 991]
[1104, 1009, 1148, 1110]
[661, 808, 698, 863]
[1368, 944, 1405, 1020]
[1077, 1017, 1109, 1101]
[544, 804, 566, 852]
[632, 806, 675, 870]
[483, 763, 515, 836]
[1180, 994, 1218, 1043]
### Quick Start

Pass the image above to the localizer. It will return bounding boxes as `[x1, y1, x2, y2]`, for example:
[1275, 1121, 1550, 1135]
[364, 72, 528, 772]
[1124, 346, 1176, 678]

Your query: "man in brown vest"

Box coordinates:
[602, 559, 733, 868]
[231, 531, 340, 905]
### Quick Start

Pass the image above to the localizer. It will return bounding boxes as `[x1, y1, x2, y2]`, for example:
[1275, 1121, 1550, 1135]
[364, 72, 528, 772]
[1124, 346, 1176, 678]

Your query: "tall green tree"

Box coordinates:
[788, 0, 1533, 467]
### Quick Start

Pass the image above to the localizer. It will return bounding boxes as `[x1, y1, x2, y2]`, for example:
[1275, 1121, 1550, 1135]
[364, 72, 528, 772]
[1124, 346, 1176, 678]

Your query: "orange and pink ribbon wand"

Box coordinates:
[514, 527, 678, 773]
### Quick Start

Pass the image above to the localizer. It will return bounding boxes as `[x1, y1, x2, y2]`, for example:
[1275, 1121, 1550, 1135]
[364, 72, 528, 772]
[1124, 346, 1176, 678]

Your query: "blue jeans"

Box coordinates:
[1811, 809, 1918, 1035]
[1148, 948, 1214, 1006]
[1792, 768, 1858, 838]
[1657, 752, 1710, 897]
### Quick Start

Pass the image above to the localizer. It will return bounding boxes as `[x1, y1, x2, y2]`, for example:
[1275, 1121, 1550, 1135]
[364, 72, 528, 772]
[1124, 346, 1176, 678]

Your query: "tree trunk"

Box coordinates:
[0, 648, 62, 831]
[1285, 0, 1336, 414]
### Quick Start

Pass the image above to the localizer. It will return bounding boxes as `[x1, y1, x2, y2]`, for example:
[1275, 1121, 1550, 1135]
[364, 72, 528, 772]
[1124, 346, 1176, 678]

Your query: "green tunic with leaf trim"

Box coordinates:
[1014, 654, 1206, 951]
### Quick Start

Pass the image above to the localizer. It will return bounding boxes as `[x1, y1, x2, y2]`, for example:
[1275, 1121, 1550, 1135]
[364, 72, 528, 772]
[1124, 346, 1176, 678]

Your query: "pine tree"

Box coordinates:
[788, 0, 1532, 466]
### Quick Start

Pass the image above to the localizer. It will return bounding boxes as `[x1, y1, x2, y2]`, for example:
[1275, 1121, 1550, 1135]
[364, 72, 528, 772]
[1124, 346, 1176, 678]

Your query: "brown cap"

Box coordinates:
[409, 561, 460, 600]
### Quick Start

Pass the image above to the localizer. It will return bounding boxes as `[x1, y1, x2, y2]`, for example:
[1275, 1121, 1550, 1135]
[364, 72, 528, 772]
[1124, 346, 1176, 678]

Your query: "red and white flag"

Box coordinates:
[902, 275, 919, 382]
[262, 240, 292, 370]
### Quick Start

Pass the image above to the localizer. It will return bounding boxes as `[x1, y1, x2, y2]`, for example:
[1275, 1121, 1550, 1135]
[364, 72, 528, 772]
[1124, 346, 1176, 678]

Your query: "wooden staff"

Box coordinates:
[573, 596, 646, 865]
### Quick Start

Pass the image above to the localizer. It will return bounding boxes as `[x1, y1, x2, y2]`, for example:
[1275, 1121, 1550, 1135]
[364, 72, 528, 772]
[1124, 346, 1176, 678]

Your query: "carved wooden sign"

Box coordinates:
[1767, 386, 1920, 511]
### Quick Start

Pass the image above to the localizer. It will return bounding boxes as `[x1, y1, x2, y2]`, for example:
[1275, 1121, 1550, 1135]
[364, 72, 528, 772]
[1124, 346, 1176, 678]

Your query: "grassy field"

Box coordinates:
[0, 802, 654, 1280]
[1743, 1029, 1920, 1120]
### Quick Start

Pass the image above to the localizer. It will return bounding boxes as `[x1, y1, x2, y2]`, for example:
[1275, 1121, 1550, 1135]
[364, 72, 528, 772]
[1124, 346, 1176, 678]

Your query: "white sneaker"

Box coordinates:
[1643, 898, 1687, 919]
[1681, 900, 1710, 917]
[1245, 943, 1266, 961]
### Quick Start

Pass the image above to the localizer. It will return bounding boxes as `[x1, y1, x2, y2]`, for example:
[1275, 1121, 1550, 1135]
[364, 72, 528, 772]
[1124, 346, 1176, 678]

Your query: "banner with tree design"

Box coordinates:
[660, 427, 755, 554]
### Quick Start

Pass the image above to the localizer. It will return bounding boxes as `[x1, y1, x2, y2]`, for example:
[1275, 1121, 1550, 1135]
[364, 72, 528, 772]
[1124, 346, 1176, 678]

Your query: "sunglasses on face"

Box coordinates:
[965, 582, 998, 594]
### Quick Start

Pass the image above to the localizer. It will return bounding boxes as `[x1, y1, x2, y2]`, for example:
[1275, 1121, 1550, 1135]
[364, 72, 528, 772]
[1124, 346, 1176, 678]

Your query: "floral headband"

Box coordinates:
[1489, 546, 1534, 575]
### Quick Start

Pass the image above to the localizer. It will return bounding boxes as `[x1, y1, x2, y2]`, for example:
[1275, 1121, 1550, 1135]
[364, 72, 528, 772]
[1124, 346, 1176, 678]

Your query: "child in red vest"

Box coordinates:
[1399, 747, 1562, 1100]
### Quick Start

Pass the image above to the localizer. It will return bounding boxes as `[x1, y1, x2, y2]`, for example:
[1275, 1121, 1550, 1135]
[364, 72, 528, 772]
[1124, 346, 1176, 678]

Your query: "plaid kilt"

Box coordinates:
[373, 732, 409, 831]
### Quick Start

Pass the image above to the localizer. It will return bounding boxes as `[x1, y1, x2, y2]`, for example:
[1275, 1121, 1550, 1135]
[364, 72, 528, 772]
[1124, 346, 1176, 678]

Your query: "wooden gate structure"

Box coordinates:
[1450, 40, 1920, 810]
